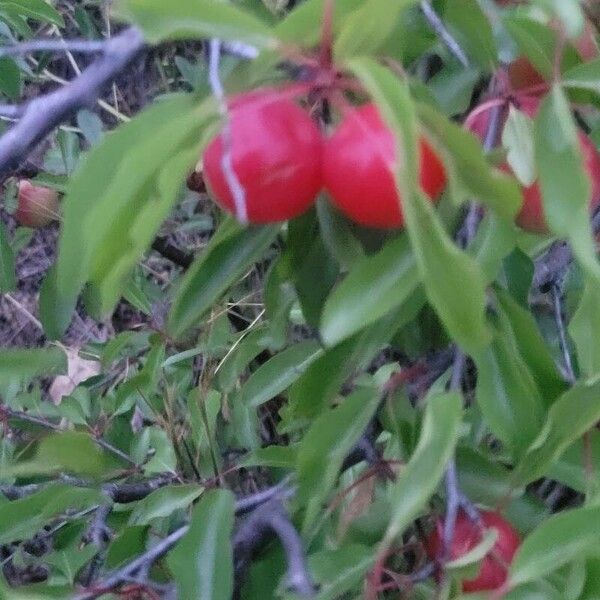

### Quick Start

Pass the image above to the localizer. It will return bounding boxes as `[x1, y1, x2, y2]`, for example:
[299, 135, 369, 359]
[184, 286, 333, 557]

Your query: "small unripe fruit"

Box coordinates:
[15, 180, 59, 228]
[466, 97, 600, 233]
[323, 104, 446, 229]
[425, 510, 520, 593]
[203, 90, 323, 224]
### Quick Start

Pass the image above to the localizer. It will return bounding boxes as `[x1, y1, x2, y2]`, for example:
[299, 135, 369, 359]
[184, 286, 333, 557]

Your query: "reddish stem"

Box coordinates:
[320, 0, 336, 70]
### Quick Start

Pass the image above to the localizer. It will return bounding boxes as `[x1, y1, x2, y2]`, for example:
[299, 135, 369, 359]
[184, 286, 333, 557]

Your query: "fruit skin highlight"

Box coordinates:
[323, 103, 446, 229]
[425, 510, 520, 593]
[467, 96, 600, 234]
[203, 90, 323, 224]
[15, 180, 59, 228]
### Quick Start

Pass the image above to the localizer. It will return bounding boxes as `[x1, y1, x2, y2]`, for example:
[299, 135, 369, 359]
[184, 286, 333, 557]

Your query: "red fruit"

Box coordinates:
[425, 510, 520, 593]
[15, 180, 59, 228]
[466, 97, 600, 233]
[203, 90, 323, 224]
[323, 104, 446, 229]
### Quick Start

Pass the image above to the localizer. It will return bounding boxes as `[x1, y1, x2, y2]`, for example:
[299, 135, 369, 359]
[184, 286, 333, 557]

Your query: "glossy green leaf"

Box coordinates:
[474, 308, 545, 459]
[309, 545, 375, 600]
[290, 306, 410, 423]
[320, 234, 419, 347]
[0, 57, 20, 100]
[563, 58, 600, 94]
[383, 392, 462, 544]
[511, 378, 600, 487]
[297, 387, 381, 534]
[168, 489, 235, 600]
[168, 224, 277, 338]
[240, 340, 323, 408]
[509, 505, 600, 588]
[443, 0, 496, 69]
[496, 288, 567, 403]
[504, 16, 556, 79]
[286, 210, 339, 328]
[0, 485, 102, 546]
[88, 145, 200, 315]
[333, 0, 415, 59]
[535, 85, 600, 281]
[417, 102, 522, 219]
[0, 347, 66, 380]
[0, 221, 15, 292]
[350, 58, 490, 354]
[569, 279, 600, 376]
[503, 105, 536, 186]
[115, 0, 277, 49]
[275, 0, 362, 45]
[9, 431, 123, 478]
[316, 199, 364, 271]
[128, 484, 204, 525]
[0, 0, 63, 26]
[50, 95, 216, 335]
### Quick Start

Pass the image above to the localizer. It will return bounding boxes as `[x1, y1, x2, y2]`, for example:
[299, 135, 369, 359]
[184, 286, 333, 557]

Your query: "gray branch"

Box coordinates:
[0, 26, 145, 176]
[0, 38, 107, 58]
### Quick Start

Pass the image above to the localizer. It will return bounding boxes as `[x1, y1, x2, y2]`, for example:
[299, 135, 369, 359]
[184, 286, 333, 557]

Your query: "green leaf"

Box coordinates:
[0, 57, 20, 100]
[167, 224, 277, 339]
[167, 489, 235, 600]
[115, 0, 277, 49]
[350, 58, 490, 354]
[496, 288, 567, 403]
[417, 102, 522, 220]
[320, 234, 419, 347]
[297, 387, 381, 535]
[290, 308, 408, 423]
[316, 199, 364, 271]
[0, 0, 63, 26]
[0, 485, 102, 546]
[10, 431, 123, 478]
[569, 279, 600, 376]
[275, 0, 362, 46]
[535, 85, 600, 281]
[443, 0, 496, 69]
[509, 505, 600, 588]
[0, 347, 66, 379]
[503, 105, 536, 186]
[240, 340, 323, 408]
[504, 16, 556, 79]
[0, 221, 16, 292]
[383, 392, 462, 544]
[511, 378, 600, 487]
[333, 0, 416, 60]
[474, 308, 545, 459]
[286, 210, 339, 328]
[50, 94, 217, 334]
[128, 484, 204, 525]
[309, 545, 375, 600]
[563, 58, 600, 95]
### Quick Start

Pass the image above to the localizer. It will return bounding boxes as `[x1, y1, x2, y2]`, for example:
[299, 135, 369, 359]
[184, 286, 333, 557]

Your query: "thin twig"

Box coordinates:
[550, 283, 576, 384]
[208, 38, 248, 224]
[419, 1, 469, 67]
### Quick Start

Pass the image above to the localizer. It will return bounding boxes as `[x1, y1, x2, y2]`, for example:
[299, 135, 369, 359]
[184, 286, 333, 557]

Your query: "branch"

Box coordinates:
[419, 1, 469, 67]
[233, 499, 315, 598]
[0, 38, 107, 58]
[0, 26, 145, 176]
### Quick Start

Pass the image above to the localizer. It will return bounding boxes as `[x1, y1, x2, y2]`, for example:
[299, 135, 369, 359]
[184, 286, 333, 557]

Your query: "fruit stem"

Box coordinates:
[319, 0, 335, 70]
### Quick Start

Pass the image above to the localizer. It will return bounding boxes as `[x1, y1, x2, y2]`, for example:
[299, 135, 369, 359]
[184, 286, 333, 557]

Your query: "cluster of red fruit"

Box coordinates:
[202, 87, 600, 234]
[202, 89, 445, 230]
